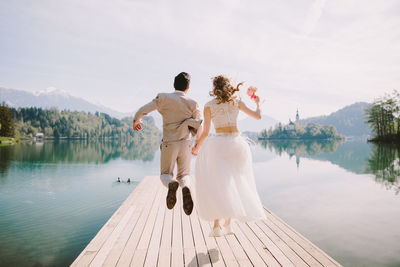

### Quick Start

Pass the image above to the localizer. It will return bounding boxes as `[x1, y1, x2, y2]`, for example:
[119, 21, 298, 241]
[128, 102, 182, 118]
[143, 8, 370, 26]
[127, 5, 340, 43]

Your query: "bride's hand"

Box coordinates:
[192, 144, 200, 156]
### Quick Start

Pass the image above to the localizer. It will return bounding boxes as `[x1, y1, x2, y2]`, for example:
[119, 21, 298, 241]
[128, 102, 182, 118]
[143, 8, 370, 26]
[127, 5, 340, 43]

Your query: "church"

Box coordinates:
[287, 109, 300, 131]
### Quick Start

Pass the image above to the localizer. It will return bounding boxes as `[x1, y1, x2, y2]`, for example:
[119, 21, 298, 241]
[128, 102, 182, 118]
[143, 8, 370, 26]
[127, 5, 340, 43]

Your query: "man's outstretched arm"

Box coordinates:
[133, 95, 160, 131]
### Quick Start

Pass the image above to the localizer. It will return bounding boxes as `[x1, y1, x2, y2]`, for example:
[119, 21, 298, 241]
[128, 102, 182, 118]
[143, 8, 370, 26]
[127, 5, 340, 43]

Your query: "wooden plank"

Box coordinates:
[189, 207, 212, 267]
[90, 202, 138, 266]
[255, 220, 308, 267]
[247, 221, 295, 267]
[236, 221, 281, 267]
[73, 178, 149, 266]
[181, 203, 197, 267]
[72, 177, 342, 267]
[265, 209, 341, 267]
[197, 213, 226, 267]
[171, 191, 184, 267]
[131, 184, 164, 267]
[71, 177, 152, 267]
[224, 233, 253, 267]
[208, 222, 239, 267]
[157, 205, 173, 267]
[263, 217, 323, 267]
[92, 178, 155, 267]
[232, 221, 269, 266]
[143, 188, 166, 267]
[116, 185, 161, 266]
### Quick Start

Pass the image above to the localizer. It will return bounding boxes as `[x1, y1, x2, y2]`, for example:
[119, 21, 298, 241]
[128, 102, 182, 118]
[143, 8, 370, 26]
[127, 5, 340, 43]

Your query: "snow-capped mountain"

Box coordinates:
[0, 87, 132, 119]
[32, 87, 71, 97]
[1, 86, 278, 131]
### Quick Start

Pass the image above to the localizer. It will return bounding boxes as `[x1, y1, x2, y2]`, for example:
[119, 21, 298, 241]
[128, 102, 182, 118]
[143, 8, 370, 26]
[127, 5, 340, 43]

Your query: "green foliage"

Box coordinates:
[0, 139, 160, 175]
[367, 143, 400, 194]
[0, 136, 16, 146]
[365, 90, 400, 142]
[0, 104, 14, 137]
[259, 123, 344, 140]
[259, 129, 268, 139]
[8, 107, 161, 142]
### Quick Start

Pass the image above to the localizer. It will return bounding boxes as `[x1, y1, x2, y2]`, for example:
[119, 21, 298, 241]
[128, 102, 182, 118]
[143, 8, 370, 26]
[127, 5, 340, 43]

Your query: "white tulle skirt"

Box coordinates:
[194, 134, 267, 222]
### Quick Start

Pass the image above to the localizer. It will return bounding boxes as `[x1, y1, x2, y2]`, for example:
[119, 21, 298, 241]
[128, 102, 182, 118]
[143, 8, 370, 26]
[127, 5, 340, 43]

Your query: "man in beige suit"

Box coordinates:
[133, 72, 202, 215]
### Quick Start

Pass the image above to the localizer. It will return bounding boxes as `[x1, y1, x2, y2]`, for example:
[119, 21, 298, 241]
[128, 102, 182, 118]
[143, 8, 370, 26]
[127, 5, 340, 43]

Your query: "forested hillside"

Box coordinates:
[8, 106, 161, 141]
[301, 102, 371, 136]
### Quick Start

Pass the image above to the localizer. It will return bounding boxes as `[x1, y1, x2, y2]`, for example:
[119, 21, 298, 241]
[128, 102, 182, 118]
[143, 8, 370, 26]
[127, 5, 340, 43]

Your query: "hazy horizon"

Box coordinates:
[0, 86, 370, 124]
[1, 0, 399, 121]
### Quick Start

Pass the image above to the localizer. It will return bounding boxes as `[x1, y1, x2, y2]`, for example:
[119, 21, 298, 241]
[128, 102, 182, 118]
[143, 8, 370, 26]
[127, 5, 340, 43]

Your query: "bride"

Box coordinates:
[192, 75, 266, 237]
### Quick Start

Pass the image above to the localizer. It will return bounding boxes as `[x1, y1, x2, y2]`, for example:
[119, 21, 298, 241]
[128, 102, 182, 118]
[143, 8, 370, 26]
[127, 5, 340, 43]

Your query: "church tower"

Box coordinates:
[296, 109, 299, 123]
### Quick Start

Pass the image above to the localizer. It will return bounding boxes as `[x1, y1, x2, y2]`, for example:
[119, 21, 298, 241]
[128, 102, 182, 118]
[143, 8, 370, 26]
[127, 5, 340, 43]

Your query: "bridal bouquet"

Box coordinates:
[247, 86, 257, 100]
[246, 86, 265, 104]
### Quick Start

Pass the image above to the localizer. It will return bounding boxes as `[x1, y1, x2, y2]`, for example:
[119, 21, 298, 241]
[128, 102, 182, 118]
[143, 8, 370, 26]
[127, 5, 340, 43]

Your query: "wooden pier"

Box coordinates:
[72, 176, 341, 267]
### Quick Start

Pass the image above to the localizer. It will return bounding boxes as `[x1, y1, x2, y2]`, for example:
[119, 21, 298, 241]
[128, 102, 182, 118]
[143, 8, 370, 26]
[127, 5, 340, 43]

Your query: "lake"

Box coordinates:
[0, 139, 399, 266]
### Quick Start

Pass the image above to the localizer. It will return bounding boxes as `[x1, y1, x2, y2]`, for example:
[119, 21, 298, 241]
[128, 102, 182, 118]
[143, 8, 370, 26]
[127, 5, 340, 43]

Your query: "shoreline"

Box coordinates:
[258, 137, 345, 141]
[367, 135, 400, 144]
[0, 137, 17, 146]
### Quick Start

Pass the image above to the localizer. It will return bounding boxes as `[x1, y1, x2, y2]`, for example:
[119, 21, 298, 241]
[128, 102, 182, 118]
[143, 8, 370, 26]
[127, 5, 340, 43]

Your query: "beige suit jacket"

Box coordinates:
[134, 90, 202, 142]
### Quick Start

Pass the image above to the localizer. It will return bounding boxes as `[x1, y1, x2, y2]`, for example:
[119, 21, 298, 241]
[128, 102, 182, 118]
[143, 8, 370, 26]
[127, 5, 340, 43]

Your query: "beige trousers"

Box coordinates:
[160, 140, 192, 188]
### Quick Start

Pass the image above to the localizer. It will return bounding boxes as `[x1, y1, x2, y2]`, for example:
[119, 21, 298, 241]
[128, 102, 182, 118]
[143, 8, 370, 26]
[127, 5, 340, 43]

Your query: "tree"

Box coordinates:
[6, 107, 161, 141]
[0, 105, 14, 137]
[259, 129, 268, 139]
[366, 90, 400, 141]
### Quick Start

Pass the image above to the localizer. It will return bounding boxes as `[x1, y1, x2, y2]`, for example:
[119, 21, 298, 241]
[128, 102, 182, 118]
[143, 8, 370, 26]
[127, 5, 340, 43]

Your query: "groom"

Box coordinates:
[133, 72, 202, 215]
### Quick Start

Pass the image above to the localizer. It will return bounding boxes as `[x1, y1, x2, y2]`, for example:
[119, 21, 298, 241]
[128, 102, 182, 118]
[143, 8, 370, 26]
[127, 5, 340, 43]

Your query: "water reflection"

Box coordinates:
[0, 140, 161, 267]
[367, 144, 400, 194]
[260, 139, 344, 169]
[0, 139, 160, 177]
[260, 139, 343, 157]
[260, 139, 400, 194]
[1, 138, 399, 266]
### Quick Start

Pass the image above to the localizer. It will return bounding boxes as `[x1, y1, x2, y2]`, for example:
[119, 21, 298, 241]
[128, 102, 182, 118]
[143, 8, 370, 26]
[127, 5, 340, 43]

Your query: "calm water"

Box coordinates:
[0, 139, 399, 266]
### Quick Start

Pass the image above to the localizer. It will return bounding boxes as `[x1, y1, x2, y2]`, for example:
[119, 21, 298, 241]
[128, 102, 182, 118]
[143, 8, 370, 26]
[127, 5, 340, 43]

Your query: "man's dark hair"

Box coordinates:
[174, 72, 191, 91]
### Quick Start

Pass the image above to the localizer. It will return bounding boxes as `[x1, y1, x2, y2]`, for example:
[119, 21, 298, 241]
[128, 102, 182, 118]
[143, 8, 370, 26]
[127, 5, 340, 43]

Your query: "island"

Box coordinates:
[259, 109, 344, 140]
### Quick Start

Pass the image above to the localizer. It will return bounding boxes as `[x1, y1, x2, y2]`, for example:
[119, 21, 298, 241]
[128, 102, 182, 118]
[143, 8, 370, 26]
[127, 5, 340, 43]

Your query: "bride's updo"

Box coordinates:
[210, 75, 242, 104]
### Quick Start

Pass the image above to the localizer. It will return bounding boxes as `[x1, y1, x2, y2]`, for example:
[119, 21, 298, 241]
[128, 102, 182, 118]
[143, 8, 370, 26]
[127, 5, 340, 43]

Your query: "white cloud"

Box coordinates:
[0, 0, 399, 121]
[304, 0, 327, 35]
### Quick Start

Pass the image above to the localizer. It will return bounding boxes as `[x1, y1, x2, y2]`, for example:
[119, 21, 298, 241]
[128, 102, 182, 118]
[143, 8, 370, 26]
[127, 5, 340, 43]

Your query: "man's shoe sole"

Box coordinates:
[166, 181, 179, 209]
[182, 187, 194, 215]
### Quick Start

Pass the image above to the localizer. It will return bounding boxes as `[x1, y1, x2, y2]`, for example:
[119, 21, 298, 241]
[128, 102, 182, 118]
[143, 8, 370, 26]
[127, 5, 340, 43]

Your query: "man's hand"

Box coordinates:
[133, 119, 144, 131]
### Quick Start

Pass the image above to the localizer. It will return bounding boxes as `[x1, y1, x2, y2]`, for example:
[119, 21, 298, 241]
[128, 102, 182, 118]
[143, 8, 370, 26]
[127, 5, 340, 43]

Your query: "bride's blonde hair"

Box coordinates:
[210, 75, 243, 104]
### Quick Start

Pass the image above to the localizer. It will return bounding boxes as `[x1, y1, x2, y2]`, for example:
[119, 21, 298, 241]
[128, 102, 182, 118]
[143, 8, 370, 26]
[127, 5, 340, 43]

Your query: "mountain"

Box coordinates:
[1, 87, 278, 130]
[301, 102, 372, 137]
[238, 114, 278, 132]
[0, 87, 131, 119]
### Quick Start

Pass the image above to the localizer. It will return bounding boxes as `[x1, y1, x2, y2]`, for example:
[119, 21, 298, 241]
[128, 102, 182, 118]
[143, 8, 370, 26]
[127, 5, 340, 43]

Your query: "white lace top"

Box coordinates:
[204, 98, 239, 128]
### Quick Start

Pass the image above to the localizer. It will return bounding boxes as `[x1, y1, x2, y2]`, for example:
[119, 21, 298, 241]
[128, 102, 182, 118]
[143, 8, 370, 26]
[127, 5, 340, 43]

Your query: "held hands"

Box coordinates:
[192, 143, 200, 156]
[133, 119, 144, 131]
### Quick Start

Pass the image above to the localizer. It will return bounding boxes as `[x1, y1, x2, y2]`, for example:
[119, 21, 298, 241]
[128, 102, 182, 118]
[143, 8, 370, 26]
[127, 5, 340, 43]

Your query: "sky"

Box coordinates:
[1, 0, 400, 122]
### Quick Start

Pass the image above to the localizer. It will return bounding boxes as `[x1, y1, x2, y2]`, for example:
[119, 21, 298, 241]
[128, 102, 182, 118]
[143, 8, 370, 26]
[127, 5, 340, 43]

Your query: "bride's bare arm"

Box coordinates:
[238, 98, 261, 120]
[192, 107, 211, 156]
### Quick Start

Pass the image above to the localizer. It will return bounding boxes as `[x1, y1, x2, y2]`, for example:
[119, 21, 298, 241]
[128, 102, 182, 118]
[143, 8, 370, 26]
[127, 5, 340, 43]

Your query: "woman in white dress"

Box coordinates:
[191, 75, 266, 237]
